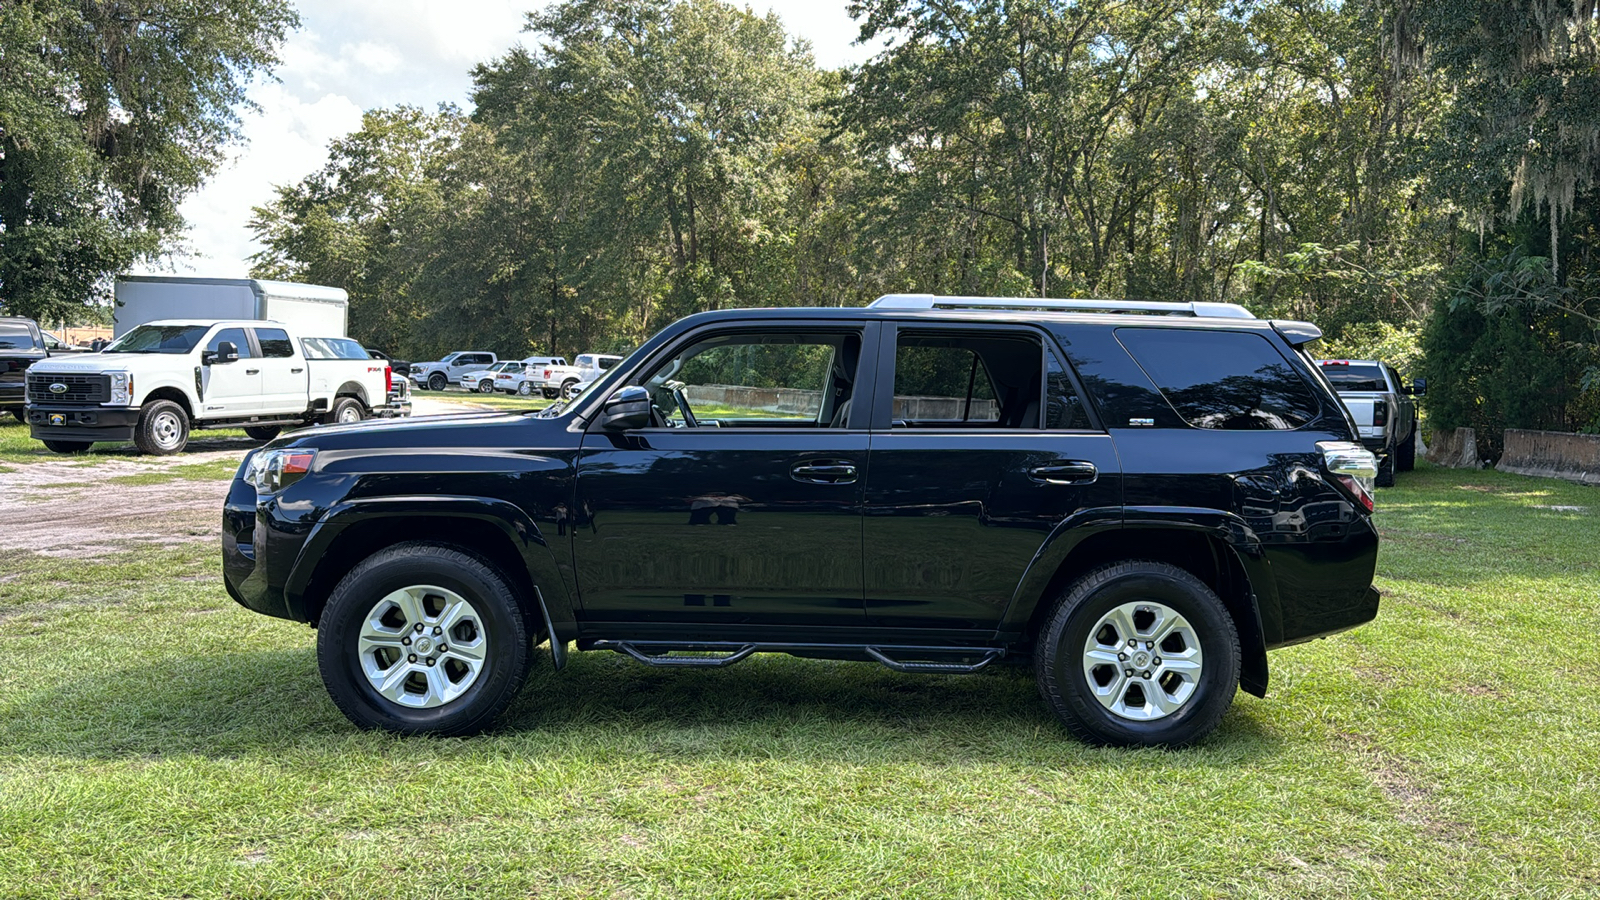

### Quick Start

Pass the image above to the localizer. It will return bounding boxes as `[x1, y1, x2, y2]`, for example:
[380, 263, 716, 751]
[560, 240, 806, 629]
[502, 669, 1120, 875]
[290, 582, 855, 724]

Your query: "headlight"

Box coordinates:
[247, 448, 317, 494]
[107, 371, 132, 406]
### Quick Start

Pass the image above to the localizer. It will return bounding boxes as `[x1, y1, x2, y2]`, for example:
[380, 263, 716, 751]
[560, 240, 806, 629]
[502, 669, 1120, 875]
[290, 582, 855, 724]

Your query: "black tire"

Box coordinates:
[541, 388, 557, 399]
[1034, 560, 1240, 747]
[41, 439, 91, 454]
[517, 381, 534, 396]
[1376, 450, 1396, 487]
[133, 400, 189, 455]
[327, 396, 364, 425]
[244, 426, 281, 441]
[1397, 423, 1417, 472]
[428, 372, 447, 392]
[317, 542, 533, 736]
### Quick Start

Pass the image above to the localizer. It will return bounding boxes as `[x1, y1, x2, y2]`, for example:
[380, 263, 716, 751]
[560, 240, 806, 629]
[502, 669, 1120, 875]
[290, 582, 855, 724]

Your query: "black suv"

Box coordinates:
[222, 295, 1381, 746]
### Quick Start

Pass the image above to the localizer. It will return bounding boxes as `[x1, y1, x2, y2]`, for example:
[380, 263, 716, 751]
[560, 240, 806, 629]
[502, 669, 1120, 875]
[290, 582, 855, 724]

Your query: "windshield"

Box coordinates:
[104, 324, 210, 354]
[0, 322, 40, 351]
[1318, 363, 1388, 392]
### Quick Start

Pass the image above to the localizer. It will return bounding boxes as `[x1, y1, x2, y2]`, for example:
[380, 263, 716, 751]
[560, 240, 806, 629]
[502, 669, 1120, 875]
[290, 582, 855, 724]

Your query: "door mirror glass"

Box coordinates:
[1408, 377, 1427, 397]
[205, 341, 239, 366]
[599, 385, 652, 431]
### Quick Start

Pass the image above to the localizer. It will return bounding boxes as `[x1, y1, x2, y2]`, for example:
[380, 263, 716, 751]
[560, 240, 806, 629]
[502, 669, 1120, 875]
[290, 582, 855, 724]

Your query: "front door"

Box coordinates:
[197, 327, 261, 415]
[861, 324, 1122, 634]
[571, 324, 874, 630]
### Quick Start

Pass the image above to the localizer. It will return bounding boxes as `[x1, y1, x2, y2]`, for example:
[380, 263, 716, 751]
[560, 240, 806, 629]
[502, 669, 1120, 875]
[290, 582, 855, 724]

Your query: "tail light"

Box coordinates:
[1371, 399, 1388, 428]
[544, 368, 552, 379]
[1317, 441, 1378, 512]
[384, 365, 393, 393]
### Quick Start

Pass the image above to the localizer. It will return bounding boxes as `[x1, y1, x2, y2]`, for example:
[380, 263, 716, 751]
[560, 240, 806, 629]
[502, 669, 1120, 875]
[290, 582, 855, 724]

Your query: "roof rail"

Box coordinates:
[868, 294, 1256, 319]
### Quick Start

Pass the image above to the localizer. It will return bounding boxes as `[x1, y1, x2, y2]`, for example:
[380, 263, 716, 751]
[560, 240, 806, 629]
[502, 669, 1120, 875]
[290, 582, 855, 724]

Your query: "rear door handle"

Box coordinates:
[791, 462, 858, 484]
[1029, 462, 1098, 484]
[290, 367, 304, 374]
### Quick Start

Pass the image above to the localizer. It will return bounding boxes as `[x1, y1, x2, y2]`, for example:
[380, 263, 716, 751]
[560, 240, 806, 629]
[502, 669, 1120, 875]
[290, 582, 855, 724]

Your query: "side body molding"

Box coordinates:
[283, 495, 577, 667]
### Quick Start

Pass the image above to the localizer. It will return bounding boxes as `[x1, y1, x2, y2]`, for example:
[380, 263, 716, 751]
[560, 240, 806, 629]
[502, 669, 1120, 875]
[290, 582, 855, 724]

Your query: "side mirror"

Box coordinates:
[598, 385, 652, 431]
[204, 341, 239, 366]
[1407, 377, 1427, 397]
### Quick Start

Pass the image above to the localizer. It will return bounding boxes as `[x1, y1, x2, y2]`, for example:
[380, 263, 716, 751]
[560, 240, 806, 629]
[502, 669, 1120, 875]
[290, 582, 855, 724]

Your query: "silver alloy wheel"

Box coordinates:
[1081, 601, 1203, 721]
[356, 584, 489, 709]
[337, 403, 363, 424]
[517, 381, 533, 396]
[151, 409, 184, 450]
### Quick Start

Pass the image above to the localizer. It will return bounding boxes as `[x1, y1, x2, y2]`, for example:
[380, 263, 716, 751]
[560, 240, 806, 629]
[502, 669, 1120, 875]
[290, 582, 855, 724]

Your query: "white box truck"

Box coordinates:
[113, 276, 349, 338]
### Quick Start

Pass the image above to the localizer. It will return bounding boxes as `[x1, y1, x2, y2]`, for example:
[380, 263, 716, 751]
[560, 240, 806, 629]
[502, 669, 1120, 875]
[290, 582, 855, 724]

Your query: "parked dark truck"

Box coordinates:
[0, 317, 49, 424]
[223, 295, 1382, 747]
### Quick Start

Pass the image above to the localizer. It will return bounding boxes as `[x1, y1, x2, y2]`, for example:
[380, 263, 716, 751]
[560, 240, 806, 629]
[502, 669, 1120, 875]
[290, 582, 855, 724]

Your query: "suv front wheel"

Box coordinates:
[1035, 560, 1239, 747]
[317, 542, 532, 735]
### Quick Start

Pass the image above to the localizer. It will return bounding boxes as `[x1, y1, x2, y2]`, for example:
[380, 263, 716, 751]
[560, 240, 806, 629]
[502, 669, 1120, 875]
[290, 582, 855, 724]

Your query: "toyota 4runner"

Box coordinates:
[222, 295, 1381, 747]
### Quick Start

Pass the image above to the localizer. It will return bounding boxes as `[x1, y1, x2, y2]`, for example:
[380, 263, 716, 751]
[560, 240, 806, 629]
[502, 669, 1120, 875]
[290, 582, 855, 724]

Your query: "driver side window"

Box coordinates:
[641, 331, 863, 428]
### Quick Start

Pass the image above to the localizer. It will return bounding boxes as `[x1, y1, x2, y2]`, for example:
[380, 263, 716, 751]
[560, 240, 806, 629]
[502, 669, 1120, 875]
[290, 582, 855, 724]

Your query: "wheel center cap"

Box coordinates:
[1132, 651, 1151, 669]
[414, 637, 434, 656]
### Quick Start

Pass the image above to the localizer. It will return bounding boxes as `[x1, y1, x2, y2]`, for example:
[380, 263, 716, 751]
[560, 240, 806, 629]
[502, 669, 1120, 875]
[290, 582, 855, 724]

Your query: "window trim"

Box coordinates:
[872, 322, 1101, 434]
[602, 320, 879, 433]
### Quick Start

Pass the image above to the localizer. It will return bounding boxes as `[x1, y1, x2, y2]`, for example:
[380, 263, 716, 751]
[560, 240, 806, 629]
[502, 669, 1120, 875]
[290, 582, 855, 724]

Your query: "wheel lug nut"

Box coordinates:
[1141, 670, 1152, 679]
[439, 645, 448, 653]
[1153, 657, 1161, 665]
[426, 657, 436, 667]
[415, 623, 424, 633]
[408, 654, 417, 663]
[433, 626, 443, 635]
[1118, 652, 1127, 661]
[1123, 668, 1134, 677]
[1146, 641, 1155, 650]
[402, 637, 411, 646]
[1127, 639, 1137, 648]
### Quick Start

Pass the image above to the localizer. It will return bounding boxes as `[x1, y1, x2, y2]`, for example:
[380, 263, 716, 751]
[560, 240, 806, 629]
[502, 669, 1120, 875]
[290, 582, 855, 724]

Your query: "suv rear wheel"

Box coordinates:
[317, 542, 532, 735]
[1035, 560, 1239, 747]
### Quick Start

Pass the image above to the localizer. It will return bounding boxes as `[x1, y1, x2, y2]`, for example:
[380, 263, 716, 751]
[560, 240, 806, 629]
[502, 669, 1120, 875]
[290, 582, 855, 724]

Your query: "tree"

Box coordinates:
[0, 0, 297, 323]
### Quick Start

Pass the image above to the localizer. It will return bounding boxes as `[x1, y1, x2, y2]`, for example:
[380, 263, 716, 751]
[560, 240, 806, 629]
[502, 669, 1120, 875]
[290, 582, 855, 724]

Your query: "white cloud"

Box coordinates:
[152, 1, 869, 279]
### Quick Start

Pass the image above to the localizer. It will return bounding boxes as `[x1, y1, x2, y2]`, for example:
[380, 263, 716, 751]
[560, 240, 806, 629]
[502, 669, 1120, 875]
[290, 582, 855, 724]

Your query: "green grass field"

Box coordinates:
[1, 455, 1597, 898]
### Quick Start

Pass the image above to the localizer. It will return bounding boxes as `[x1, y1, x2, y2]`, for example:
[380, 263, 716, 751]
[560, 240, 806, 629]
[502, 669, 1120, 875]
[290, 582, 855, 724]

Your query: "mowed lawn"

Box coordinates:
[1, 445, 1597, 897]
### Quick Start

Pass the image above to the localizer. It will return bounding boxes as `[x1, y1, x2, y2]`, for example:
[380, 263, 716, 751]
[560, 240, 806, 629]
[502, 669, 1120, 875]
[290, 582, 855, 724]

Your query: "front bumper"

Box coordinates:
[222, 466, 302, 621]
[27, 405, 140, 442]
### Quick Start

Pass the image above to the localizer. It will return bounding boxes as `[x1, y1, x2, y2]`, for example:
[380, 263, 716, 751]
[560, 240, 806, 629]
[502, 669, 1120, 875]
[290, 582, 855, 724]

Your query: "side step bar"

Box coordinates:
[587, 640, 1004, 674]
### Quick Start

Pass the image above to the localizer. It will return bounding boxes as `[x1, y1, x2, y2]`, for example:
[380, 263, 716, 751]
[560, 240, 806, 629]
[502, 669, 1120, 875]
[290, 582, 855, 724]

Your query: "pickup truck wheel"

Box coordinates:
[133, 400, 188, 455]
[41, 439, 91, 454]
[1377, 451, 1396, 487]
[330, 397, 364, 425]
[541, 388, 557, 399]
[244, 426, 281, 441]
[1397, 425, 1417, 472]
[517, 381, 534, 396]
[428, 372, 447, 392]
[318, 542, 532, 736]
[1035, 560, 1239, 747]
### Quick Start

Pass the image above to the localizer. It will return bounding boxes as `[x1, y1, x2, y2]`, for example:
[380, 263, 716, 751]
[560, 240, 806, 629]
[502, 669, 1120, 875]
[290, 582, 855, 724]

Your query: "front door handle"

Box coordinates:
[245, 368, 260, 375]
[791, 461, 858, 484]
[1029, 462, 1098, 484]
[290, 367, 304, 374]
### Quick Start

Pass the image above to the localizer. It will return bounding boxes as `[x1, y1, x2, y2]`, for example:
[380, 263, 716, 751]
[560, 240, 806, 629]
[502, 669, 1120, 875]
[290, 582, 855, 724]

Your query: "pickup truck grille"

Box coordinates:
[27, 373, 109, 404]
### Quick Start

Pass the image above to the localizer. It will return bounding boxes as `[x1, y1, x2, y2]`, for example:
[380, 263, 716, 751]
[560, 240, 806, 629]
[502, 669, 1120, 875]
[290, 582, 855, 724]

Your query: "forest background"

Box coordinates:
[5, 0, 1600, 456]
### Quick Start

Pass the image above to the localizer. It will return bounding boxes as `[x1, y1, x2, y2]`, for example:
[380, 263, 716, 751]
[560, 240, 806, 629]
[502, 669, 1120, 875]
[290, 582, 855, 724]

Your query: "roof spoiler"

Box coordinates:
[1271, 320, 1323, 348]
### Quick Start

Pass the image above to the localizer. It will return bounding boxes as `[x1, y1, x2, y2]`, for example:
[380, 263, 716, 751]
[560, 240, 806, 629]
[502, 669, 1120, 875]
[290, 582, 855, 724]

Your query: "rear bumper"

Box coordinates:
[26, 405, 139, 442]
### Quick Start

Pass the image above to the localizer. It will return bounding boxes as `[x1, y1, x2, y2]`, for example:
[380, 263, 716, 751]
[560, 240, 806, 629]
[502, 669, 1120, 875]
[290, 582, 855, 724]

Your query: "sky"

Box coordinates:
[145, 1, 875, 279]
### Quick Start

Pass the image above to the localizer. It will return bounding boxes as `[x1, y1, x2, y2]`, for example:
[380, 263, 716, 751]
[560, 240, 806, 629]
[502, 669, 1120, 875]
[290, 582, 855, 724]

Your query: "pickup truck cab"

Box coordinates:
[223, 295, 1381, 747]
[411, 352, 496, 392]
[1316, 359, 1423, 486]
[538, 353, 622, 398]
[25, 320, 409, 455]
[507, 356, 566, 395]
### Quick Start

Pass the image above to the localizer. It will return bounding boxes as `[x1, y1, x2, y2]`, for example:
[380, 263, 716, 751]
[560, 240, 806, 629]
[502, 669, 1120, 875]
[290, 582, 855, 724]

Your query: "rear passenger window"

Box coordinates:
[1116, 329, 1320, 430]
[891, 331, 1045, 428]
[255, 328, 295, 359]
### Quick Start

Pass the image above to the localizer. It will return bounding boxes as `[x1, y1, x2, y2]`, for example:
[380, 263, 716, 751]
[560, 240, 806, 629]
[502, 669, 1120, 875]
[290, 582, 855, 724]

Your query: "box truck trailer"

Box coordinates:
[113, 276, 348, 338]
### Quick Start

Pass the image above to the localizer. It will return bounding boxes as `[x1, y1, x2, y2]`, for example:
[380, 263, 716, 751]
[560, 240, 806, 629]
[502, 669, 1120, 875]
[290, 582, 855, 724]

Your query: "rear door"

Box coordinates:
[252, 327, 308, 415]
[861, 323, 1121, 634]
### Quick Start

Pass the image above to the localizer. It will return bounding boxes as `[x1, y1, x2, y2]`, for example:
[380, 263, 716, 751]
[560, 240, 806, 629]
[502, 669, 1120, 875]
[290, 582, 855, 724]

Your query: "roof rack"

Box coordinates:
[868, 294, 1256, 319]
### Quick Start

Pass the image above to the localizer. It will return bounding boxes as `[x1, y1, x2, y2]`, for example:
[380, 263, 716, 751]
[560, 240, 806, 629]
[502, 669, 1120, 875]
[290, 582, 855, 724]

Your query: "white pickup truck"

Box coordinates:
[536, 353, 623, 399]
[409, 351, 497, 392]
[23, 320, 410, 455]
[1317, 358, 1424, 487]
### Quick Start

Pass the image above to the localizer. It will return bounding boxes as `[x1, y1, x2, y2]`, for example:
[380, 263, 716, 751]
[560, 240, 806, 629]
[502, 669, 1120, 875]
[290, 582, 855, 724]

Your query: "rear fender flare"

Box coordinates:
[284, 495, 575, 668]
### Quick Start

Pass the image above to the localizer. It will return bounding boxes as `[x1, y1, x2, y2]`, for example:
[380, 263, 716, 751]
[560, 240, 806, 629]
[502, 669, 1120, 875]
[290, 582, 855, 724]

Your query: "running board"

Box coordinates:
[589, 640, 1004, 674]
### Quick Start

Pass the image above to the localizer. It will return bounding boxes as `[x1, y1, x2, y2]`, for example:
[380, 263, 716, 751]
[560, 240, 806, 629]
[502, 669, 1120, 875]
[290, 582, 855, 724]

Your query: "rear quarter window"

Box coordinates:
[1115, 328, 1321, 430]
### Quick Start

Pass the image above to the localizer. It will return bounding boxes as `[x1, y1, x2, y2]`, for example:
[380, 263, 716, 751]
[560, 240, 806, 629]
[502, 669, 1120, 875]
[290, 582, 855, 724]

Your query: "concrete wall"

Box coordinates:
[1498, 429, 1600, 486]
[1426, 427, 1483, 469]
